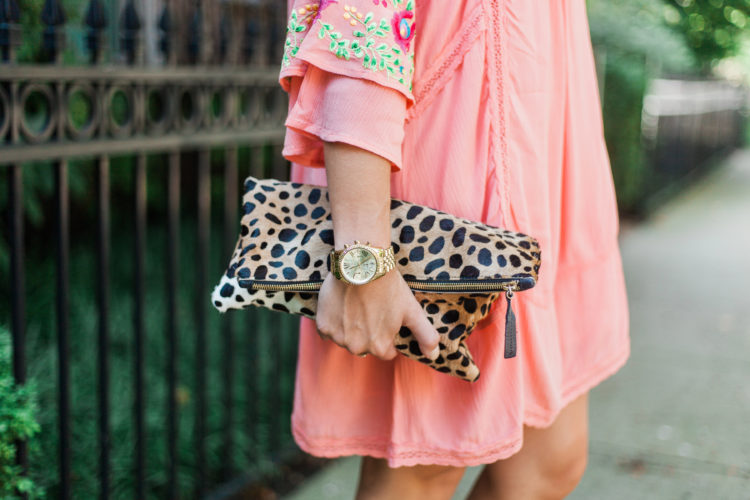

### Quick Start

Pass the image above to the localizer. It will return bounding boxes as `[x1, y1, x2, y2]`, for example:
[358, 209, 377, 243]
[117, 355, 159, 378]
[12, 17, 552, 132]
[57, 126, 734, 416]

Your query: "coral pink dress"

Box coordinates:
[278, 0, 630, 467]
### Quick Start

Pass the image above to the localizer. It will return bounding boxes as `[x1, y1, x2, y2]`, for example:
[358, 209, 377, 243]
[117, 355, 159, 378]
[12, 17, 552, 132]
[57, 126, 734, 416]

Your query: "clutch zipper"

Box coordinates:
[245, 276, 530, 360]
[246, 276, 534, 293]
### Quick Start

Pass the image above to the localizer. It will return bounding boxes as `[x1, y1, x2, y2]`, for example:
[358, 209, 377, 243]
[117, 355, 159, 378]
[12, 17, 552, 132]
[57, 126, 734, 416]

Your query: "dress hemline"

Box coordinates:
[290, 341, 631, 468]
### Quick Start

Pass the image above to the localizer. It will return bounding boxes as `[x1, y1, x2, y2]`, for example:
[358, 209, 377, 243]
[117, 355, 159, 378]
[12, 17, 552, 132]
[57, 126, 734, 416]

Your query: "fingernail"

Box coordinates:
[429, 346, 440, 360]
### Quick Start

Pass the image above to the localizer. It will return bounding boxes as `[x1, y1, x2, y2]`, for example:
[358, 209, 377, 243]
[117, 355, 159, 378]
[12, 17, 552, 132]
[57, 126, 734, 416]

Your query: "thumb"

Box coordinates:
[402, 299, 441, 361]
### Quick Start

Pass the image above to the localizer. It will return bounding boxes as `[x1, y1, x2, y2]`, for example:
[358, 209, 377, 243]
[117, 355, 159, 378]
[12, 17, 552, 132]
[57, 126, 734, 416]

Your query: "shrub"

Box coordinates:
[0, 327, 43, 499]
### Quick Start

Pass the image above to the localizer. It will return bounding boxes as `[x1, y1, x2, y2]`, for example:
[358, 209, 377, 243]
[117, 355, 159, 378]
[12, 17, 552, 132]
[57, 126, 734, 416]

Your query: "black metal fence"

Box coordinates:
[1, 1, 304, 498]
[642, 78, 747, 180]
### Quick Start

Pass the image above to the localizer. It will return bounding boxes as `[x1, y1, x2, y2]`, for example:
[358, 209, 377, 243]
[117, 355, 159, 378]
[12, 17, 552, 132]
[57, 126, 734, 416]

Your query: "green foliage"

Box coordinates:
[589, 0, 750, 72]
[588, 0, 695, 72]
[0, 328, 43, 499]
[600, 52, 650, 214]
[661, 0, 750, 71]
[15, 0, 88, 64]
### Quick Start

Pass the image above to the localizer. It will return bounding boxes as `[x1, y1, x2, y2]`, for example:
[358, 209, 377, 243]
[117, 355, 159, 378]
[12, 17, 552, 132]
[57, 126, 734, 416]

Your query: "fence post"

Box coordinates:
[132, 154, 147, 500]
[8, 163, 29, 498]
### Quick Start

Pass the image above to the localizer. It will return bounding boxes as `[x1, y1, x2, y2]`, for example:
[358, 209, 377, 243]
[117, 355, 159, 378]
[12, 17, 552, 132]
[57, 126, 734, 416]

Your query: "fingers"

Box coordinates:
[316, 318, 369, 356]
[316, 319, 349, 350]
[315, 323, 326, 341]
[369, 335, 399, 360]
[316, 319, 398, 360]
[313, 272, 431, 362]
[315, 303, 439, 361]
[402, 299, 441, 361]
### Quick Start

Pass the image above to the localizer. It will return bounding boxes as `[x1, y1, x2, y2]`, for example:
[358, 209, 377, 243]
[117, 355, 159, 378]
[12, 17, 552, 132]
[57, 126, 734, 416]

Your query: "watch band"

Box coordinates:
[377, 245, 397, 275]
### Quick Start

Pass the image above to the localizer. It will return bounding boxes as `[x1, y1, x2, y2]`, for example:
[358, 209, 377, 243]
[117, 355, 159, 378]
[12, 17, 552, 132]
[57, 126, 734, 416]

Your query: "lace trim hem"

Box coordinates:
[292, 421, 524, 467]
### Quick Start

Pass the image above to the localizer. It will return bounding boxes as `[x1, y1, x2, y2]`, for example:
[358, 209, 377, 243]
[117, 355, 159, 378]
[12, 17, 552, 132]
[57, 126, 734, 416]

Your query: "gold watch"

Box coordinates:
[330, 240, 396, 285]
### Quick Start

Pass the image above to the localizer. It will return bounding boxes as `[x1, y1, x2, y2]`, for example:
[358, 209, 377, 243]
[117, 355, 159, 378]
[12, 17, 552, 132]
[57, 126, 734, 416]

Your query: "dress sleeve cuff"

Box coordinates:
[281, 64, 408, 172]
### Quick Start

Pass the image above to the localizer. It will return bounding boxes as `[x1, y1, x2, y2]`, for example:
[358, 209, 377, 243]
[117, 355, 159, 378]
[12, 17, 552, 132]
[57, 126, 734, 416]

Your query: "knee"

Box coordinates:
[538, 430, 589, 498]
[412, 463, 467, 490]
[357, 457, 466, 500]
[394, 461, 467, 495]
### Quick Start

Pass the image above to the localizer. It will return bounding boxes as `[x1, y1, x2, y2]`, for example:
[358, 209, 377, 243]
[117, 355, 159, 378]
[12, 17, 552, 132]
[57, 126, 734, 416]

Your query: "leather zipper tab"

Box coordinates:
[504, 289, 517, 358]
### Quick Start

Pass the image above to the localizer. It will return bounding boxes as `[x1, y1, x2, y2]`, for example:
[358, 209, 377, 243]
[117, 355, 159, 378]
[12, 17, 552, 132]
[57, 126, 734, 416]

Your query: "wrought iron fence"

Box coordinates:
[1, 0, 303, 498]
[642, 78, 747, 179]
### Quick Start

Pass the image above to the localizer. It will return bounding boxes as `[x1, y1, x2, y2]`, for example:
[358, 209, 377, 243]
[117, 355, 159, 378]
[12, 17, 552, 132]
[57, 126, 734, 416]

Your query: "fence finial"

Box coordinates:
[158, 5, 173, 64]
[187, 4, 202, 65]
[85, 0, 107, 64]
[243, 19, 258, 65]
[41, 0, 66, 63]
[119, 0, 141, 65]
[219, 10, 231, 64]
[0, 0, 21, 63]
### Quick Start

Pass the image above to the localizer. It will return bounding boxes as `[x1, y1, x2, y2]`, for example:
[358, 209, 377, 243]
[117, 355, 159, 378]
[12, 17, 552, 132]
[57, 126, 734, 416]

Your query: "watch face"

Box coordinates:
[340, 247, 378, 284]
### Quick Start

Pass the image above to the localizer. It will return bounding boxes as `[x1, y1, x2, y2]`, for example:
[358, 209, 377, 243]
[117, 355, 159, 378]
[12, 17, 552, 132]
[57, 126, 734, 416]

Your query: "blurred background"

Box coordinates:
[0, 0, 748, 499]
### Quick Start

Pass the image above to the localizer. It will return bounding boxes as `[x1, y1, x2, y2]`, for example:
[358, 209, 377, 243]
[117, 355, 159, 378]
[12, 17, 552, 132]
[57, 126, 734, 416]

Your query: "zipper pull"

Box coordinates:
[504, 288, 517, 358]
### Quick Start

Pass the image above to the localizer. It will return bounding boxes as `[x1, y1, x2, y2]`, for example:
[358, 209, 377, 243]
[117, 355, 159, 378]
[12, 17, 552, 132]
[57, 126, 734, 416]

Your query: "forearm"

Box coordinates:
[324, 141, 392, 249]
[318, 140, 440, 361]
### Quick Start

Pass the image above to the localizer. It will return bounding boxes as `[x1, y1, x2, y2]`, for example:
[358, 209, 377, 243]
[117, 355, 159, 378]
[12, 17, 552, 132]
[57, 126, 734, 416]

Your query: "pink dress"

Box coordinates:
[278, 0, 630, 467]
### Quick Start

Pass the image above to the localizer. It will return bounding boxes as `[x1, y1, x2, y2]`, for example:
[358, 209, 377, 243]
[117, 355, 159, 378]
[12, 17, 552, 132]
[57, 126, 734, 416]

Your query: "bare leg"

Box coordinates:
[355, 456, 466, 500]
[466, 391, 590, 500]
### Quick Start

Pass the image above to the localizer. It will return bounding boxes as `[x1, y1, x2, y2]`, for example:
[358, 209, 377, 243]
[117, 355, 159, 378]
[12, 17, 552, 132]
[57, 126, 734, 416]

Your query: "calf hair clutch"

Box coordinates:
[211, 176, 541, 382]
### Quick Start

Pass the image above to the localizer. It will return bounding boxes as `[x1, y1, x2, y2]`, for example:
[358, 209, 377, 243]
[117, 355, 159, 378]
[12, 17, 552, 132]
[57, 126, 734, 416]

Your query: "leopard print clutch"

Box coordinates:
[211, 176, 541, 382]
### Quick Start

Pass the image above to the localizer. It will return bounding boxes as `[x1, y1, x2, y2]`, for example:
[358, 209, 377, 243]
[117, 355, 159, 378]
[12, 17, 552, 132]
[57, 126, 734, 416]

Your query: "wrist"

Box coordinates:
[332, 208, 392, 248]
[323, 141, 392, 249]
[333, 230, 391, 249]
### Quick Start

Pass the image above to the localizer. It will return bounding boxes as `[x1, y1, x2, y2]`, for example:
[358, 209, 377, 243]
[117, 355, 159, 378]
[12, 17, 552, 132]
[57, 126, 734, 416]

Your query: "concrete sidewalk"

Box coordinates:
[283, 149, 750, 500]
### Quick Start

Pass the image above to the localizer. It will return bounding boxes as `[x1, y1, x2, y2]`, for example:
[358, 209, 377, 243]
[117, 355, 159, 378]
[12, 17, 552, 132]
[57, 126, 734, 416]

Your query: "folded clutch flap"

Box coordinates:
[223, 177, 541, 296]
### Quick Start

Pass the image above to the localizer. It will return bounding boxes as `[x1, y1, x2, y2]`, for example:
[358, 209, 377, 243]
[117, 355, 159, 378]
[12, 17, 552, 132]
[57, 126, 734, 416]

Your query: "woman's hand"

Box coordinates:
[317, 140, 440, 361]
[315, 266, 441, 361]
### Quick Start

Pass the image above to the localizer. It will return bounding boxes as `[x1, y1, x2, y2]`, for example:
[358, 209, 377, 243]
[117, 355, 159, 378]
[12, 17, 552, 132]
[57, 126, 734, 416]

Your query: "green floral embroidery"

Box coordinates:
[282, 8, 318, 68]
[281, 1, 415, 94]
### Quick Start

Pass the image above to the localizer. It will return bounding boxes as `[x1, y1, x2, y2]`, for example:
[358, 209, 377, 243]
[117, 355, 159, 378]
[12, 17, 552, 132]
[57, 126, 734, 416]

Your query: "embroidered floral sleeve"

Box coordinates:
[279, 0, 416, 105]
